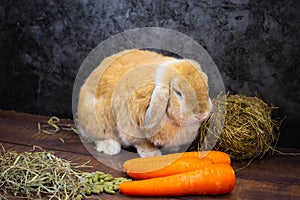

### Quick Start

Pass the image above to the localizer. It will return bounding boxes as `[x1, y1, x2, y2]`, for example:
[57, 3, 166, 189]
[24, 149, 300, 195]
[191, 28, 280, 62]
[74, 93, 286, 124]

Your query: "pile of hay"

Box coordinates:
[0, 146, 131, 200]
[196, 94, 280, 160]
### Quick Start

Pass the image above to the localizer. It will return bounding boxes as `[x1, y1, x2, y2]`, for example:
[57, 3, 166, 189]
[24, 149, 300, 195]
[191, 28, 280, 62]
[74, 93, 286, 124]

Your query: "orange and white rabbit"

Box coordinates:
[77, 49, 212, 157]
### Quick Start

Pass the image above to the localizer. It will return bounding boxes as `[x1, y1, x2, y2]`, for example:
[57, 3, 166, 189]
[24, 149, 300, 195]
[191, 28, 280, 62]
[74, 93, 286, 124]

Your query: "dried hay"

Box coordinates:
[195, 93, 280, 160]
[0, 146, 130, 200]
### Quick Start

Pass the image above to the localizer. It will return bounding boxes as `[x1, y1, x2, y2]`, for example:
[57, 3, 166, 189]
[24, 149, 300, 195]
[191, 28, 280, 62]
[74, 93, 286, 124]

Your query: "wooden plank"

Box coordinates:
[233, 178, 300, 200]
[0, 110, 88, 154]
[233, 154, 300, 185]
[1, 110, 300, 199]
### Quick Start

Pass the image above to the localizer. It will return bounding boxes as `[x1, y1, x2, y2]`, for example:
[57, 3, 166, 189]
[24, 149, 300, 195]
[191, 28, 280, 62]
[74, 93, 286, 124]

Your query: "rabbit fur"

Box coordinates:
[77, 49, 212, 157]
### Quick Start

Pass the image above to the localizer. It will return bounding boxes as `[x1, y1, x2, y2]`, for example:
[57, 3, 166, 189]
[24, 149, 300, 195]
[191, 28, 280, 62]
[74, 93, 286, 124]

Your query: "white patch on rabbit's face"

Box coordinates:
[155, 59, 181, 84]
[145, 59, 182, 124]
[144, 86, 160, 125]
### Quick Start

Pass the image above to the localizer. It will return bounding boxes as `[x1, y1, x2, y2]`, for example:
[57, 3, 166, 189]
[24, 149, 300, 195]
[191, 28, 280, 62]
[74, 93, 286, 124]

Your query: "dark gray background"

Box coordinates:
[0, 0, 299, 147]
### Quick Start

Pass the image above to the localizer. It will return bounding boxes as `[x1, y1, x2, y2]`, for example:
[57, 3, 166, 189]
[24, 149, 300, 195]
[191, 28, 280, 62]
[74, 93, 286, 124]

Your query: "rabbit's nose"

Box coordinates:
[198, 111, 211, 122]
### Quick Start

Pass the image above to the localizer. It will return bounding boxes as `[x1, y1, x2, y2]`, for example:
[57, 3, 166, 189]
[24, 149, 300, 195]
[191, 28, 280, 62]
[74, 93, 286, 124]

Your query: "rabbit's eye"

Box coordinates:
[174, 90, 183, 97]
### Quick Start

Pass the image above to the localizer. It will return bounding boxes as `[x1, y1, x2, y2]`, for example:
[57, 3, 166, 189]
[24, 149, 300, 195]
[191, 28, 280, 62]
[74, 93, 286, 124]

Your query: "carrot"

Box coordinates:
[119, 164, 236, 196]
[123, 151, 230, 172]
[126, 157, 213, 179]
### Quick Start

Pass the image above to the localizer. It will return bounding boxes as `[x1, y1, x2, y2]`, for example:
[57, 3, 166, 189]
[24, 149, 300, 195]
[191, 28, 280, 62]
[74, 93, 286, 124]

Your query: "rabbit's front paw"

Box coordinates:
[95, 139, 121, 155]
[139, 150, 162, 158]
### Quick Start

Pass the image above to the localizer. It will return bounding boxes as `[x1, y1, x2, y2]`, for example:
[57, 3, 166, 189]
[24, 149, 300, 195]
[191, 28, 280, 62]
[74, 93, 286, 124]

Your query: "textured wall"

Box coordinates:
[0, 0, 299, 147]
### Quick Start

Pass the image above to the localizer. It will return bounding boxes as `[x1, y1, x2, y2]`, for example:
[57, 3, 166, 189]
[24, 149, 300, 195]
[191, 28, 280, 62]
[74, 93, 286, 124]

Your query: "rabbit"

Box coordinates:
[77, 49, 212, 157]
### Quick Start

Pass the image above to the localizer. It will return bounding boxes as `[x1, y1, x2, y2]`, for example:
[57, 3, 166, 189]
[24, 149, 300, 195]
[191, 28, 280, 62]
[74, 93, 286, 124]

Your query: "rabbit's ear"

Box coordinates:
[144, 85, 169, 130]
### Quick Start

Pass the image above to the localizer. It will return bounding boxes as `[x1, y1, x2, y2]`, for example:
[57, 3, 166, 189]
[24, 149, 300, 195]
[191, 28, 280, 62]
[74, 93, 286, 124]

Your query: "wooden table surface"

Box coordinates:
[0, 110, 299, 200]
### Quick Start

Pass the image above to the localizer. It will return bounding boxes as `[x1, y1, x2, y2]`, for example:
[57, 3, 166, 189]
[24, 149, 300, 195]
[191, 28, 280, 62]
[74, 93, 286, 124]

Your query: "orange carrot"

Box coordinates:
[120, 164, 236, 196]
[123, 151, 230, 173]
[126, 157, 213, 179]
